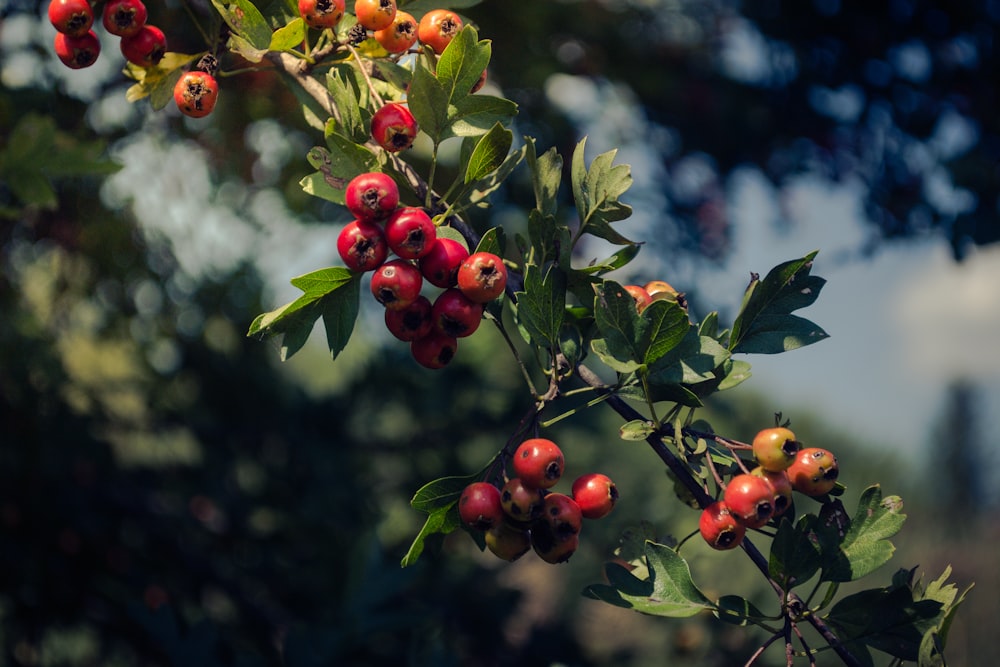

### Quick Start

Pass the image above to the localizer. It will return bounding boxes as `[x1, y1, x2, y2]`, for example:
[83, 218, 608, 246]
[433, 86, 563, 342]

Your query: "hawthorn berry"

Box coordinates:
[384, 295, 433, 341]
[485, 522, 530, 561]
[751, 466, 793, 517]
[410, 330, 457, 369]
[337, 219, 388, 272]
[623, 284, 653, 313]
[102, 0, 146, 37]
[354, 0, 396, 31]
[419, 237, 469, 288]
[370, 258, 422, 309]
[500, 477, 545, 522]
[699, 501, 746, 550]
[384, 207, 436, 259]
[644, 279, 678, 300]
[532, 526, 579, 564]
[53, 31, 100, 69]
[373, 10, 417, 53]
[571, 472, 618, 519]
[458, 482, 504, 531]
[345, 172, 399, 223]
[537, 492, 582, 539]
[417, 8, 462, 55]
[787, 447, 839, 496]
[48, 0, 93, 37]
[298, 0, 345, 29]
[752, 426, 800, 472]
[371, 102, 418, 153]
[120, 24, 166, 67]
[457, 251, 507, 303]
[431, 288, 483, 338]
[173, 71, 219, 119]
[512, 438, 564, 490]
[723, 473, 776, 529]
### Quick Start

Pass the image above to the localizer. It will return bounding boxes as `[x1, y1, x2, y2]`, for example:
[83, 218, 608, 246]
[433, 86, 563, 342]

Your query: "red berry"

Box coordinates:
[298, 0, 345, 29]
[699, 501, 746, 550]
[384, 295, 433, 341]
[623, 285, 653, 313]
[485, 522, 530, 561]
[512, 438, 564, 490]
[53, 31, 100, 69]
[370, 258, 422, 309]
[644, 280, 678, 300]
[751, 467, 793, 518]
[344, 172, 399, 223]
[354, 0, 395, 31]
[373, 10, 417, 53]
[538, 492, 582, 538]
[723, 473, 776, 529]
[787, 447, 839, 497]
[419, 237, 469, 288]
[499, 477, 545, 522]
[431, 288, 483, 339]
[457, 251, 507, 303]
[120, 24, 166, 67]
[48, 0, 93, 36]
[410, 330, 457, 369]
[417, 8, 462, 55]
[337, 219, 388, 272]
[102, 0, 146, 37]
[531, 528, 579, 564]
[384, 207, 436, 259]
[458, 482, 504, 531]
[752, 426, 800, 472]
[371, 102, 418, 153]
[173, 71, 219, 119]
[571, 472, 618, 519]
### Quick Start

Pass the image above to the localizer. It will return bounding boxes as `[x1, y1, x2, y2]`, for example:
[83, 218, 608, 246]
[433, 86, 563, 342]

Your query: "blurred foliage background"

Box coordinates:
[1, 0, 997, 665]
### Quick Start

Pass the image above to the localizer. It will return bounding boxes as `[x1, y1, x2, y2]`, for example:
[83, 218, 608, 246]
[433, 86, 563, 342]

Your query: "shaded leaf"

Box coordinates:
[515, 263, 567, 349]
[571, 137, 636, 246]
[525, 136, 562, 217]
[822, 485, 906, 583]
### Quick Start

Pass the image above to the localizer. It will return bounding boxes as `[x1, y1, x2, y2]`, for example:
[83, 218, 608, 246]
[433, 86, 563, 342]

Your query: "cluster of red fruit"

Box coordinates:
[299, 0, 463, 56]
[337, 172, 508, 369]
[699, 426, 840, 550]
[49, 0, 165, 70]
[458, 438, 619, 564]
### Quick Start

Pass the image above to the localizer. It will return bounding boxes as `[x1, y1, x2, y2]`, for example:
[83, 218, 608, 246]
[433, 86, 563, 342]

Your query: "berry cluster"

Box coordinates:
[699, 426, 840, 550]
[337, 172, 508, 369]
[49, 0, 165, 70]
[458, 439, 619, 564]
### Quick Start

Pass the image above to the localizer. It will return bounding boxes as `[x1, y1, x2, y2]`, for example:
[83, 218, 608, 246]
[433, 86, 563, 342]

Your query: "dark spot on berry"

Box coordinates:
[782, 439, 800, 457]
[438, 314, 469, 338]
[755, 500, 773, 521]
[544, 460, 562, 482]
[823, 467, 839, 481]
[441, 17, 459, 37]
[402, 229, 426, 253]
[774, 494, 790, 514]
[716, 529, 738, 548]
[112, 7, 136, 29]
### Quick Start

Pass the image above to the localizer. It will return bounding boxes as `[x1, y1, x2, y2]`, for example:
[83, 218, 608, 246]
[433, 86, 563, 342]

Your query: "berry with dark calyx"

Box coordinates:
[417, 8, 462, 55]
[623, 284, 653, 313]
[419, 237, 469, 288]
[485, 521, 531, 562]
[457, 251, 507, 303]
[54, 31, 100, 69]
[752, 426, 800, 472]
[431, 288, 483, 339]
[371, 102, 418, 153]
[512, 438, 564, 490]
[48, 0, 93, 36]
[354, 0, 395, 31]
[532, 528, 579, 564]
[373, 10, 417, 53]
[500, 477, 545, 523]
[370, 258, 422, 309]
[120, 24, 166, 67]
[337, 219, 387, 272]
[751, 467, 793, 517]
[384, 295, 433, 341]
[537, 492, 582, 539]
[298, 0, 345, 29]
[347, 22, 368, 45]
[410, 330, 457, 369]
[458, 482, 504, 531]
[173, 71, 219, 119]
[699, 501, 746, 550]
[345, 172, 399, 223]
[571, 472, 618, 519]
[384, 207, 436, 259]
[787, 447, 839, 496]
[102, 0, 146, 37]
[723, 473, 776, 529]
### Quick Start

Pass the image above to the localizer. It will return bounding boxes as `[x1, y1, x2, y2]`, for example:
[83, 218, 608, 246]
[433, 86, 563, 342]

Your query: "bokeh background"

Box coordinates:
[2, 0, 998, 664]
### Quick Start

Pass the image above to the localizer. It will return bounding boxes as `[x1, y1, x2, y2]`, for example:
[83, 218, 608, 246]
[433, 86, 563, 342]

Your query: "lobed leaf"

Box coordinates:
[525, 136, 563, 218]
[211, 0, 271, 50]
[570, 137, 636, 246]
[821, 485, 906, 583]
[464, 123, 512, 183]
[515, 263, 567, 349]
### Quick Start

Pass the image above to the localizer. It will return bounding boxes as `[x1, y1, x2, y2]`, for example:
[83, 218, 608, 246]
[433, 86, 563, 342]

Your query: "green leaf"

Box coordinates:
[647, 329, 729, 386]
[769, 517, 821, 587]
[436, 24, 491, 104]
[619, 420, 656, 441]
[575, 244, 642, 276]
[715, 595, 770, 626]
[730, 251, 830, 354]
[582, 541, 713, 617]
[124, 52, 199, 107]
[326, 66, 367, 143]
[319, 275, 361, 358]
[400, 502, 461, 567]
[447, 94, 518, 138]
[228, 33, 268, 62]
[821, 485, 906, 583]
[514, 263, 567, 349]
[454, 142, 526, 210]
[525, 136, 562, 217]
[716, 359, 752, 391]
[402, 467, 492, 567]
[269, 17, 305, 51]
[916, 567, 973, 667]
[570, 137, 636, 246]
[300, 141, 378, 204]
[591, 283, 691, 373]
[211, 0, 271, 49]
[407, 64, 450, 142]
[465, 123, 512, 183]
[826, 584, 943, 662]
[640, 299, 694, 367]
